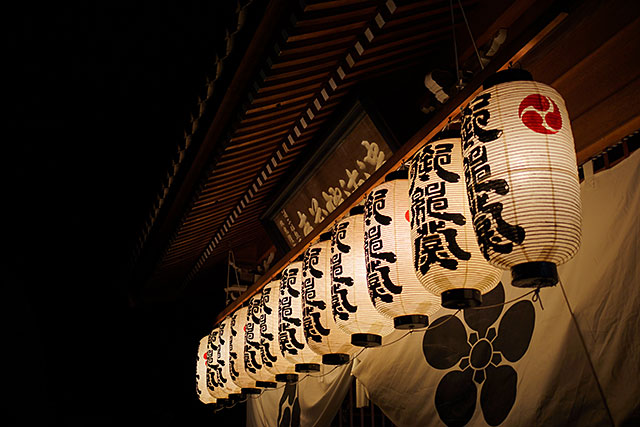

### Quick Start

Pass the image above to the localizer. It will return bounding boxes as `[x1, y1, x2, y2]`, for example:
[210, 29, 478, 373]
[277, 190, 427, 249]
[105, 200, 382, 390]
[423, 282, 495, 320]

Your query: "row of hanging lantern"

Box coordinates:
[197, 69, 582, 407]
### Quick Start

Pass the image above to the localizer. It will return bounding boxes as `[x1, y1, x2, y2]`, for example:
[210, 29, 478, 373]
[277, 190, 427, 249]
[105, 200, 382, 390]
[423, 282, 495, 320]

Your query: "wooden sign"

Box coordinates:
[263, 100, 397, 248]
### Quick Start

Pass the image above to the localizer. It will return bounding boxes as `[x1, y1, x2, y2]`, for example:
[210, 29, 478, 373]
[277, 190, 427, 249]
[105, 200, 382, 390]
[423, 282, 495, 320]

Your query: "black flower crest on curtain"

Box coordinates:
[277, 383, 300, 427]
[423, 282, 535, 426]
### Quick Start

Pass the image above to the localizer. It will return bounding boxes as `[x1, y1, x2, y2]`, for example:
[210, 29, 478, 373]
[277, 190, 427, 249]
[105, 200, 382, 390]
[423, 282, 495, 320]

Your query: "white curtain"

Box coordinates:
[247, 362, 352, 427]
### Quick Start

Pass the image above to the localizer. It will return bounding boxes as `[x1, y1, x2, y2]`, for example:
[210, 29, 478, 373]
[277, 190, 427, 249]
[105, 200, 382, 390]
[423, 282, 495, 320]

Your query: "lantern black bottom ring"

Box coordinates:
[322, 353, 351, 365]
[275, 373, 298, 383]
[394, 314, 429, 329]
[511, 261, 558, 288]
[256, 381, 277, 388]
[352, 333, 382, 347]
[441, 289, 482, 309]
[295, 363, 320, 373]
[241, 388, 261, 395]
[229, 393, 246, 402]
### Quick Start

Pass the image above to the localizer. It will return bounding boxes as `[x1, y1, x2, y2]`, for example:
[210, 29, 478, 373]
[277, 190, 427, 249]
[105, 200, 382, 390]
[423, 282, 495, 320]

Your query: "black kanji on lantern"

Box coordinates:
[331, 223, 358, 322]
[229, 315, 240, 381]
[364, 225, 401, 305]
[461, 93, 525, 259]
[410, 141, 470, 276]
[364, 188, 392, 226]
[245, 300, 263, 374]
[206, 329, 220, 392]
[410, 143, 461, 196]
[260, 288, 277, 366]
[215, 325, 228, 386]
[303, 248, 330, 343]
[279, 268, 305, 356]
[333, 221, 351, 254]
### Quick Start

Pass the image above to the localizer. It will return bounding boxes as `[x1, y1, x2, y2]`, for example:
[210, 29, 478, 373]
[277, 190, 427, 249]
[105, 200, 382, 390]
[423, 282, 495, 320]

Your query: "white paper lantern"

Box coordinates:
[228, 307, 260, 394]
[302, 232, 358, 364]
[216, 317, 243, 398]
[205, 327, 231, 405]
[244, 293, 276, 388]
[279, 257, 323, 372]
[196, 336, 216, 404]
[331, 206, 395, 346]
[364, 171, 440, 329]
[460, 69, 581, 287]
[409, 133, 502, 308]
[260, 279, 299, 383]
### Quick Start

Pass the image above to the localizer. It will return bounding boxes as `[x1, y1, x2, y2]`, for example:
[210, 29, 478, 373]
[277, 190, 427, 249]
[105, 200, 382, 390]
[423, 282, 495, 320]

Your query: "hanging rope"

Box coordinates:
[558, 277, 615, 426]
[449, 0, 461, 89]
[531, 286, 545, 310]
[457, 0, 484, 70]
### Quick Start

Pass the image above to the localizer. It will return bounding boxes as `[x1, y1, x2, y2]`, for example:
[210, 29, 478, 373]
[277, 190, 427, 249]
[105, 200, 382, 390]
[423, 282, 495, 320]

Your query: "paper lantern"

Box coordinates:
[331, 206, 395, 346]
[364, 171, 440, 329]
[228, 307, 260, 394]
[409, 132, 502, 308]
[279, 257, 323, 372]
[260, 279, 299, 383]
[216, 317, 244, 399]
[460, 69, 581, 287]
[302, 232, 358, 364]
[205, 327, 231, 406]
[196, 336, 217, 405]
[244, 293, 276, 388]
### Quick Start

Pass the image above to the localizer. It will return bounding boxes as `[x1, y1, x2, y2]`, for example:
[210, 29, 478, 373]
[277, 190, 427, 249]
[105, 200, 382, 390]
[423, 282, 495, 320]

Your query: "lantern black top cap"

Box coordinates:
[385, 169, 408, 182]
[349, 205, 365, 215]
[318, 231, 332, 242]
[430, 128, 461, 142]
[483, 69, 533, 90]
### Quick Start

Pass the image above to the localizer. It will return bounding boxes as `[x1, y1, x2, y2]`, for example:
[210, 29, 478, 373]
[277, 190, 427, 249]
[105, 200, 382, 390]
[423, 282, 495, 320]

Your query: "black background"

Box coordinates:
[6, 1, 245, 425]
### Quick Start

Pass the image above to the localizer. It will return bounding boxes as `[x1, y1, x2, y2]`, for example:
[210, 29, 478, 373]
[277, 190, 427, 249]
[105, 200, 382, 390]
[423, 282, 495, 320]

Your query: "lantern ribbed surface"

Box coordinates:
[229, 307, 259, 392]
[245, 293, 274, 384]
[461, 76, 581, 282]
[409, 137, 501, 306]
[205, 327, 228, 401]
[197, 336, 216, 404]
[217, 318, 242, 395]
[331, 210, 394, 342]
[303, 237, 357, 363]
[260, 280, 298, 378]
[279, 260, 322, 370]
[364, 174, 440, 327]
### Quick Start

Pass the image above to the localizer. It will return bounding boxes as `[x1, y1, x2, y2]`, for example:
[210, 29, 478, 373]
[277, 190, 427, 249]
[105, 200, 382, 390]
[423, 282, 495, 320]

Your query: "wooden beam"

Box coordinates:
[213, 6, 569, 325]
[132, 0, 294, 293]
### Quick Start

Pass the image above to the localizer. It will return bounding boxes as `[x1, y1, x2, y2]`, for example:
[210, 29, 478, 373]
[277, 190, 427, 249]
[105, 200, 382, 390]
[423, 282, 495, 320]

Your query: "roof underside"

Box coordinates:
[131, 0, 640, 305]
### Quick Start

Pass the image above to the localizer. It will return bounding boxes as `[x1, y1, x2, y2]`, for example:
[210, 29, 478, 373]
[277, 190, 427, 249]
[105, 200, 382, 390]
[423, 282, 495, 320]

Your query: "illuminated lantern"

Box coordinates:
[205, 327, 230, 407]
[196, 335, 216, 405]
[279, 256, 323, 372]
[228, 307, 260, 394]
[409, 132, 502, 308]
[460, 69, 581, 287]
[244, 293, 276, 388]
[331, 206, 395, 346]
[364, 171, 440, 329]
[302, 232, 358, 364]
[217, 317, 244, 399]
[260, 278, 299, 383]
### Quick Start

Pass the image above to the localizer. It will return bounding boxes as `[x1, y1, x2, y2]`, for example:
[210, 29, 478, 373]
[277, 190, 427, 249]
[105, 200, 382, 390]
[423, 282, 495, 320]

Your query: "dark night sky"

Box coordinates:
[6, 1, 245, 425]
